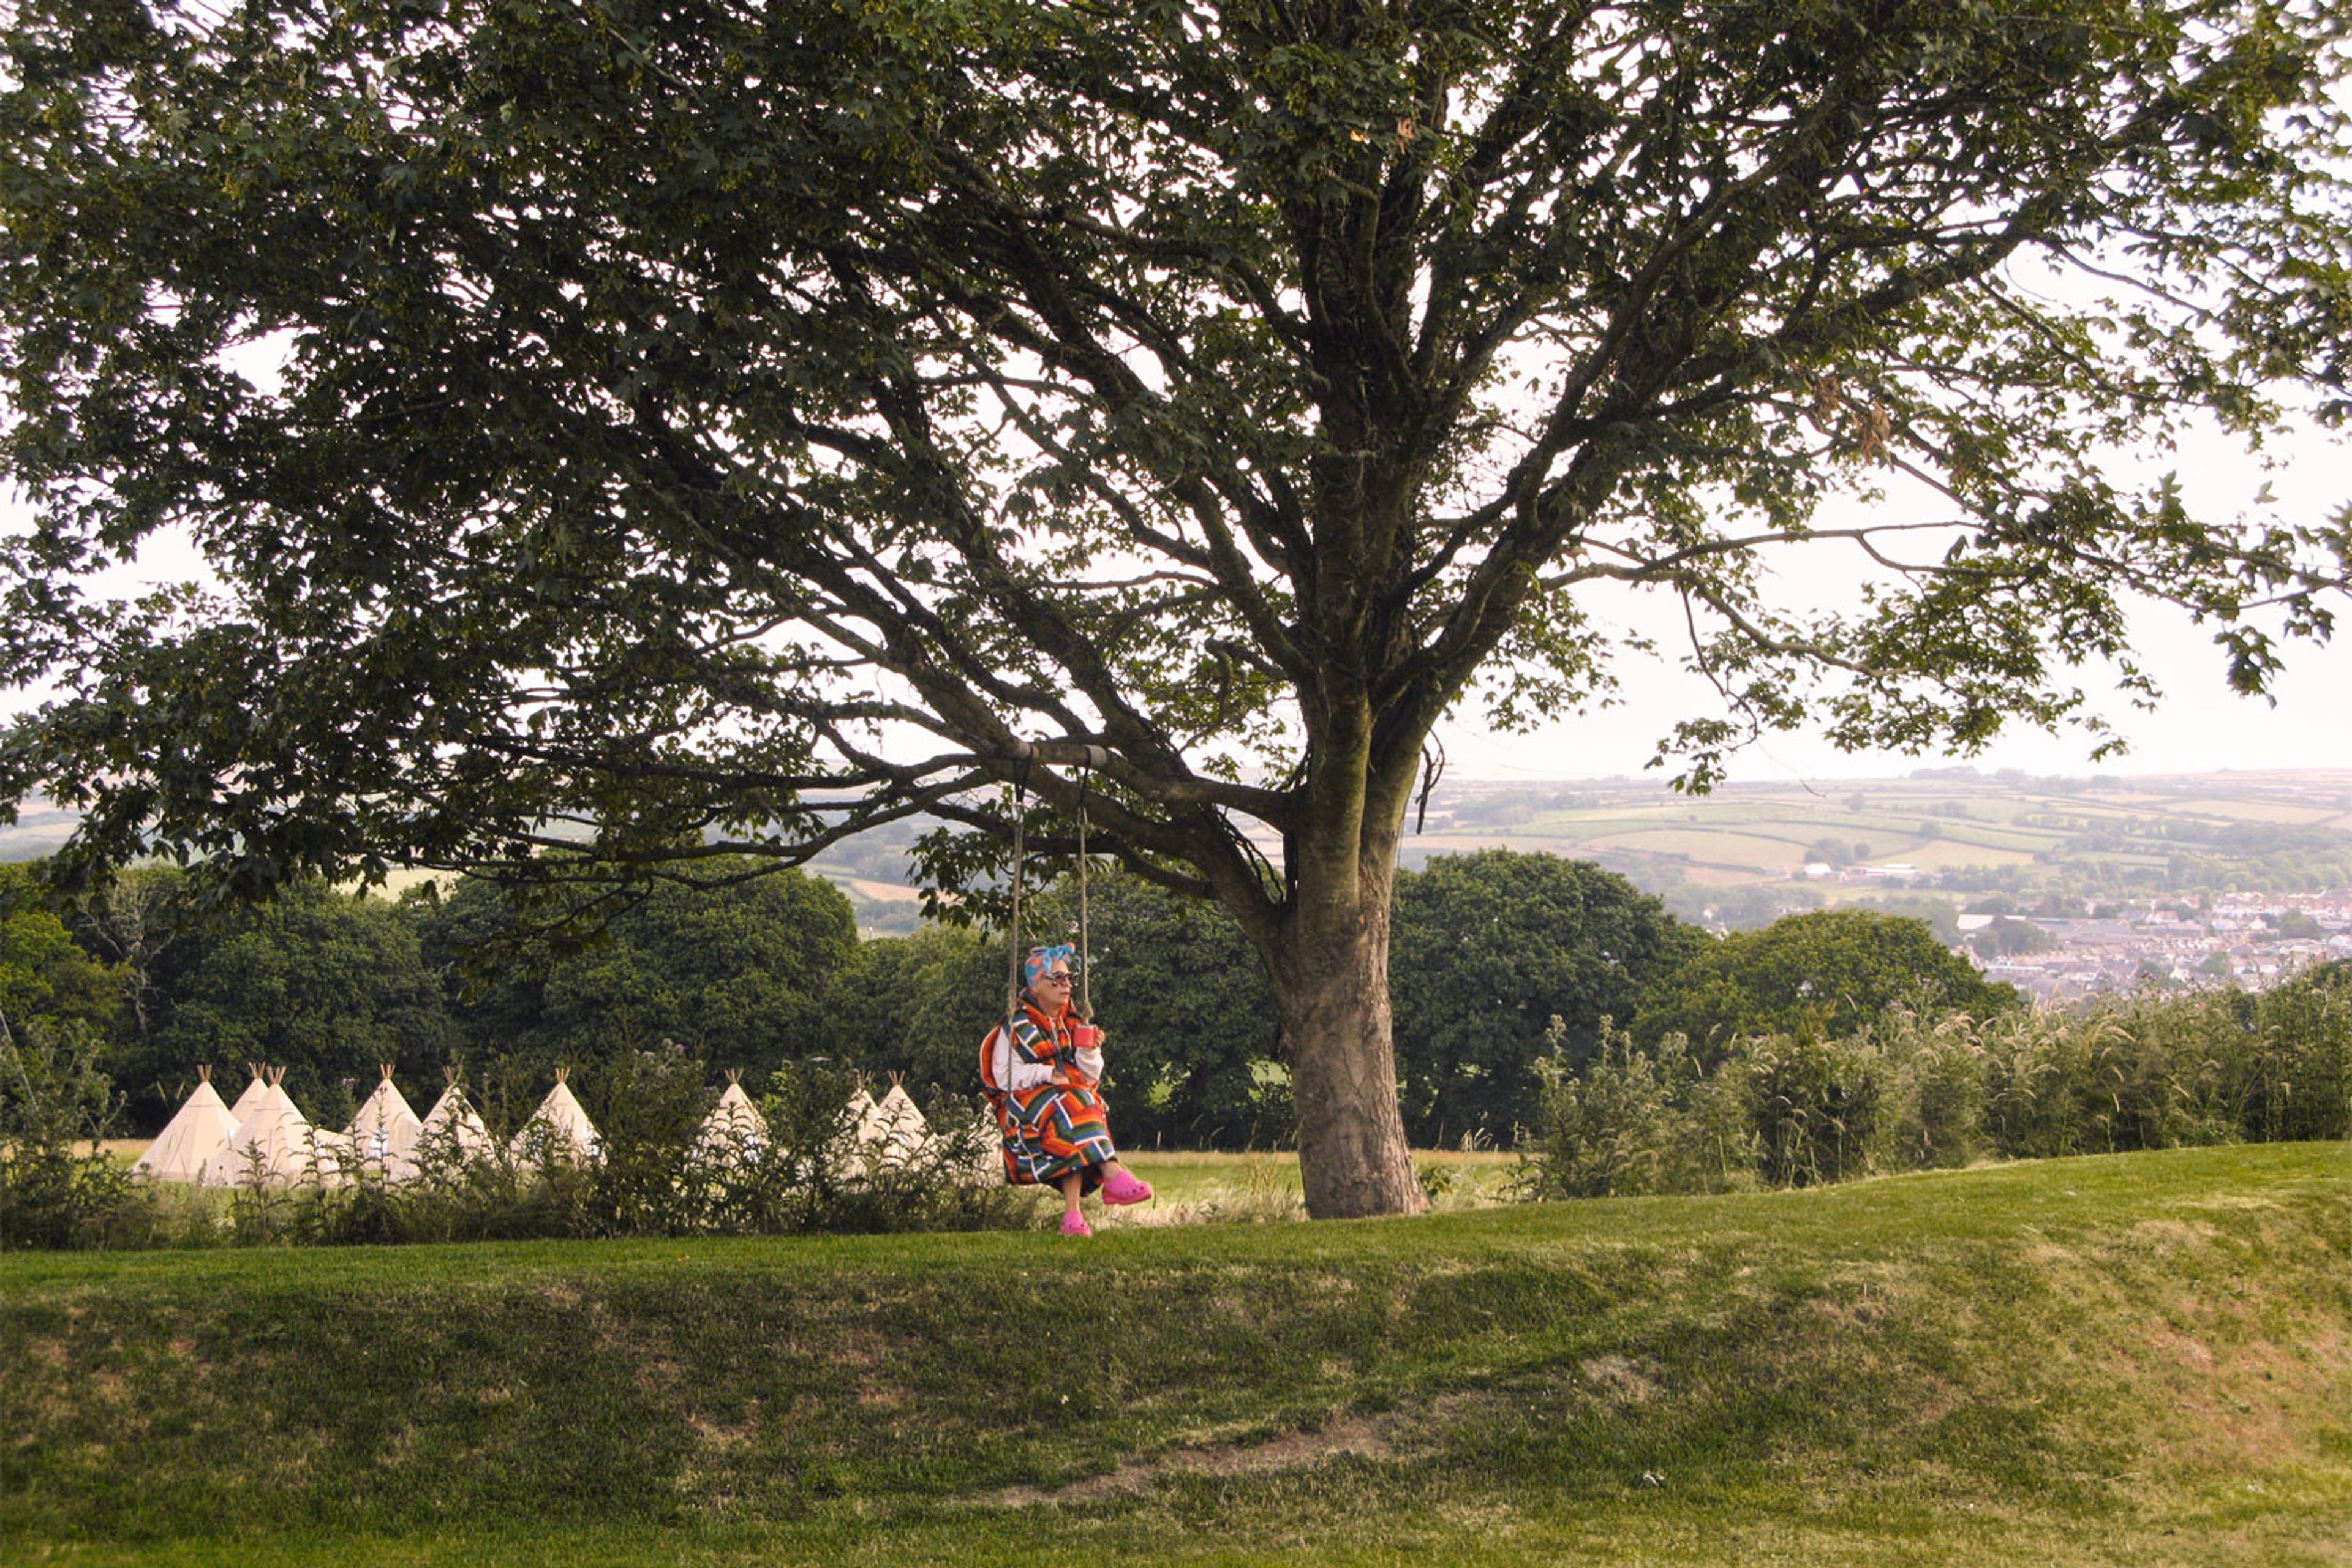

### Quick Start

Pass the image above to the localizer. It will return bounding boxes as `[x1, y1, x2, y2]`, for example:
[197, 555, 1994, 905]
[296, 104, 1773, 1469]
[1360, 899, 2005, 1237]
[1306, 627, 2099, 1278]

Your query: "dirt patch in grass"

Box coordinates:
[687, 1408, 758, 1449]
[973, 1389, 1510, 1508]
[1579, 1352, 1660, 1405]
[978, 1414, 1396, 1506]
[1813, 1293, 1894, 1331]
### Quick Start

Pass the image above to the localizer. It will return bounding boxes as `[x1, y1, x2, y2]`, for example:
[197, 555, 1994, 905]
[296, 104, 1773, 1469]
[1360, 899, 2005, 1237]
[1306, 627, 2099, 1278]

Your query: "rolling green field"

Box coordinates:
[6, 1143, 2348, 1566]
[1419, 768, 2352, 907]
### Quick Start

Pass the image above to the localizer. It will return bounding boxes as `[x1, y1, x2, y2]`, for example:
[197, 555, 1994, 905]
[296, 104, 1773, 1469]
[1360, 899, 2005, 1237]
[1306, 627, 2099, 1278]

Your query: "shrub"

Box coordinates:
[1518, 976, 2350, 1202]
[1744, 1030, 1882, 1188]
[1980, 1008, 2101, 1159]
[1979, 993, 2253, 1158]
[202, 1054, 1031, 1248]
[1510, 1020, 1755, 1199]
[0, 1018, 149, 1248]
[1513, 1023, 1686, 1199]
[2247, 960, 2352, 1142]
[1880, 1009, 1988, 1169]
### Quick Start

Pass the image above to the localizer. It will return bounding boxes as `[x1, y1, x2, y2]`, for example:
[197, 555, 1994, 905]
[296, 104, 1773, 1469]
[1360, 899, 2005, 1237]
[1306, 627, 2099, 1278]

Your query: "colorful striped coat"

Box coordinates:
[980, 1003, 1117, 1190]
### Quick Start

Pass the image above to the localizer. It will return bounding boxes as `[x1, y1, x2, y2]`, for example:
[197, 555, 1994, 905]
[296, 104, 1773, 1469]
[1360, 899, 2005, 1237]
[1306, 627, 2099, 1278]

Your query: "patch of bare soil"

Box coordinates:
[1579, 1352, 1660, 1404]
[687, 1405, 759, 1449]
[974, 1392, 1504, 1507]
[978, 1417, 1396, 1506]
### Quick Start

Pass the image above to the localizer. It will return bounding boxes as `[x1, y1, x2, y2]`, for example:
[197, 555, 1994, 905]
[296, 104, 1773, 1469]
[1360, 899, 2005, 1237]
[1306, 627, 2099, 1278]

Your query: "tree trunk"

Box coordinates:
[1265, 891, 1428, 1220]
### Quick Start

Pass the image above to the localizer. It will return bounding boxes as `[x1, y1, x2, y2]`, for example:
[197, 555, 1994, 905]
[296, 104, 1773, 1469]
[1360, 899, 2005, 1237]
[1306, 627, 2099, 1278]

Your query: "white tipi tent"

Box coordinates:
[349, 1065, 424, 1178]
[416, 1069, 494, 1164]
[512, 1068, 600, 1164]
[851, 1084, 890, 1144]
[695, 1071, 769, 1161]
[223, 1063, 274, 1128]
[834, 1083, 886, 1179]
[873, 1076, 930, 1166]
[134, 1065, 241, 1182]
[201, 1068, 340, 1187]
[311, 1122, 356, 1172]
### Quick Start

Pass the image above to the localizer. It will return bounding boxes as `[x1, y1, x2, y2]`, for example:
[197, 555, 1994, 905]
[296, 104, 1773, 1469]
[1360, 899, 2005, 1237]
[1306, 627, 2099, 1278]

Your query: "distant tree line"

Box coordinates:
[3, 853, 2029, 1151]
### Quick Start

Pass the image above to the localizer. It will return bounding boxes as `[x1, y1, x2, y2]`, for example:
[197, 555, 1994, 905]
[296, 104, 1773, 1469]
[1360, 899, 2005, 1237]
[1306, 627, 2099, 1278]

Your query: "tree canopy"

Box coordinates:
[0, 864, 122, 1042]
[1633, 907, 2018, 1053]
[417, 861, 858, 1084]
[1392, 850, 1702, 1144]
[1969, 912, 2062, 956]
[4, 0, 2349, 1213]
[151, 878, 450, 1117]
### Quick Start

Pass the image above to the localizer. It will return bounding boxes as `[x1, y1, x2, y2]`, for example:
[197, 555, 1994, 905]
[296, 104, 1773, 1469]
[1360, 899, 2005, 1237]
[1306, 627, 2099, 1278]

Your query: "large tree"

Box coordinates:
[0, 864, 122, 1044]
[2, 1, 2348, 1215]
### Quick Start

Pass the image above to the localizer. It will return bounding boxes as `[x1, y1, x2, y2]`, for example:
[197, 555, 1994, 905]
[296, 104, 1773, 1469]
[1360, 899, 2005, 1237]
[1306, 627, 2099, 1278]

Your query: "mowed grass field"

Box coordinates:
[5, 1143, 2347, 1567]
[1108, 1149, 1518, 1223]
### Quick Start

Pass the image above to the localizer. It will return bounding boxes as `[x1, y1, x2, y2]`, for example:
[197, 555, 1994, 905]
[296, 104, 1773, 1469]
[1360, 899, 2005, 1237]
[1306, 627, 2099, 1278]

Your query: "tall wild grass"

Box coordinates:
[1516, 960, 2352, 1199]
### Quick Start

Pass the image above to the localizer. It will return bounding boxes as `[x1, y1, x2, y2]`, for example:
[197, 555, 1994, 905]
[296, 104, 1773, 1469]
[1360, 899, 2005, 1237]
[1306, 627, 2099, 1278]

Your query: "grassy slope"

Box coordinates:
[5, 1144, 2348, 1567]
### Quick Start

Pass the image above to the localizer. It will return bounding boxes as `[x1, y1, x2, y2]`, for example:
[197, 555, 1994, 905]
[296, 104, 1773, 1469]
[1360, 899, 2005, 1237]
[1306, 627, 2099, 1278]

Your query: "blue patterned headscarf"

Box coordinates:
[1022, 944, 1077, 988]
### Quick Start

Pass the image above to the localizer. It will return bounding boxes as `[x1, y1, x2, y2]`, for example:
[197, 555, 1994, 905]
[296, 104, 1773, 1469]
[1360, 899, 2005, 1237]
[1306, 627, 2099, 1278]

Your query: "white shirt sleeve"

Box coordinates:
[990, 1028, 1058, 1091]
[1074, 1046, 1104, 1083]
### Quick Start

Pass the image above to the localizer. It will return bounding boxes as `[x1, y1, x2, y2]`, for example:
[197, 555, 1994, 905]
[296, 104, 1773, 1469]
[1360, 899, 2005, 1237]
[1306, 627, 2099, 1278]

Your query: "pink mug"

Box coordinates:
[1069, 1022, 1101, 1051]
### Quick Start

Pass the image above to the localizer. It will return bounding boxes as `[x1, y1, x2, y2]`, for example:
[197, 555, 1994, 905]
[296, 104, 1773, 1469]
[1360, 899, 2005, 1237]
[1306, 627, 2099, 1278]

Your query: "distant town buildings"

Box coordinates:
[1948, 891, 2352, 1001]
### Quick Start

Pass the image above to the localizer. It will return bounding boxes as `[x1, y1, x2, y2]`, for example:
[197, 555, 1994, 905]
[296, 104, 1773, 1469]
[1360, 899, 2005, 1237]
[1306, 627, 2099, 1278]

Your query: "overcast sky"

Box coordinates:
[1437, 413, 2352, 785]
[1435, 570, 2352, 785]
[1436, 601, 2352, 785]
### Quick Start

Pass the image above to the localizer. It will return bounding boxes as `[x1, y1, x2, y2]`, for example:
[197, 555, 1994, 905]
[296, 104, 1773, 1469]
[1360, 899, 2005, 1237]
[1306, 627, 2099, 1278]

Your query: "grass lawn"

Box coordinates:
[6, 1143, 2347, 1566]
[1114, 1148, 1518, 1223]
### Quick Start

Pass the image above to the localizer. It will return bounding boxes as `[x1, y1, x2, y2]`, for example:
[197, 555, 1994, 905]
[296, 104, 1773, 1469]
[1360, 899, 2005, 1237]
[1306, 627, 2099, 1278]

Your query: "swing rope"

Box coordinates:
[1076, 765, 1092, 1022]
[1003, 761, 1031, 1046]
[1001, 750, 1097, 1031]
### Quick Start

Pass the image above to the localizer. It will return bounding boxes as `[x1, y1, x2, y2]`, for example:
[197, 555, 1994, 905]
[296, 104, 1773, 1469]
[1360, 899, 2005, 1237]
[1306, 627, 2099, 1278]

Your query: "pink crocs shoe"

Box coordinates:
[1100, 1169, 1153, 1207]
[1060, 1211, 1093, 1238]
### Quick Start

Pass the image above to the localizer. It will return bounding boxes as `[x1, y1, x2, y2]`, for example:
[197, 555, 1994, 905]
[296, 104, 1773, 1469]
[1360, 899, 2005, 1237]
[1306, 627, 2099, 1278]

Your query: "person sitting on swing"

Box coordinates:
[981, 943, 1153, 1236]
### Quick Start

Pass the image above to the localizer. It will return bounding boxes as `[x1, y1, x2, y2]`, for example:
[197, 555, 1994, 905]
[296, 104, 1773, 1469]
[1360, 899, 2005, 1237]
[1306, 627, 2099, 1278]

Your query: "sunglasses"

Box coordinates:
[1036, 971, 1074, 986]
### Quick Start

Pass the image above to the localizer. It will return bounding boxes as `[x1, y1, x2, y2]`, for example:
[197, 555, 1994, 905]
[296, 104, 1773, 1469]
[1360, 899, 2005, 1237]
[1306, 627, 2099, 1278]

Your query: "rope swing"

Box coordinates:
[1001, 750, 1096, 1039]
[1003, 760, 1031, 1042]
[1076, 764, 1093, 1023]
